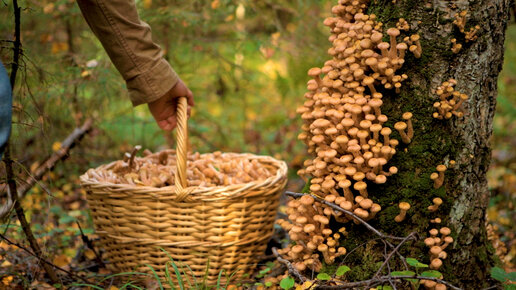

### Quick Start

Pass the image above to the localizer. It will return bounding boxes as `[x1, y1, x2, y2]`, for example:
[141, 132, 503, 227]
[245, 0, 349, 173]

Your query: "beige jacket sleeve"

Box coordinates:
[76, 0, 178, 106]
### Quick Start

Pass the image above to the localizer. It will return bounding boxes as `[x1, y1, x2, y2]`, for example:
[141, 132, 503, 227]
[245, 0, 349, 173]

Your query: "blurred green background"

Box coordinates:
[0, 0, 514, 286]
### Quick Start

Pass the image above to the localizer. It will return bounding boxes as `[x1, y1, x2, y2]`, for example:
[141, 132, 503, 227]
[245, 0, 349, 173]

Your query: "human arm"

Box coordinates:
[76, 0, 193, 130]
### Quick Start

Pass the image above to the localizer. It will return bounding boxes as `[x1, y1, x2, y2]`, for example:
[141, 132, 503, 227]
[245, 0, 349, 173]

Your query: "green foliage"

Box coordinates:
[335, 265, 351, 276]
[316, 273, 331, 281]
[279, 276, 295, 290]
[406, 258, 428, 268]
[491, 267, 516, 289]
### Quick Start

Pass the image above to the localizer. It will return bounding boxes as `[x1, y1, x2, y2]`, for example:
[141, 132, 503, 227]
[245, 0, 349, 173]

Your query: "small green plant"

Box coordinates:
[279, 276, 295, 290]
[490, 267, 516, 290]
[388, 258, 442, 288]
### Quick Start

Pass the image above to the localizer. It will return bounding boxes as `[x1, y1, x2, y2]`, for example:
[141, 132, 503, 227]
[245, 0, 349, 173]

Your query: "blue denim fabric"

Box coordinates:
[0, 61, 12, 159]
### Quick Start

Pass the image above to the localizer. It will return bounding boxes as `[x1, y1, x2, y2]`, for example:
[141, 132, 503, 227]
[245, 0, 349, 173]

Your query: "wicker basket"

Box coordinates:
[80, 97, 287, 284]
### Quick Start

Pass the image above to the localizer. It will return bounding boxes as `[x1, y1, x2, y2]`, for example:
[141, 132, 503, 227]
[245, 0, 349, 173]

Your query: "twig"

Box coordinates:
[0, 118, 93, 219]
[317, 275, 462, 289]
[3, 0, 60, 285]
[285, 191, 409, 241]
[76, 221, 104, 267]
[370, 232, 416, 284]
[0, 233, 91, 284]
[272, 247, 306, 283]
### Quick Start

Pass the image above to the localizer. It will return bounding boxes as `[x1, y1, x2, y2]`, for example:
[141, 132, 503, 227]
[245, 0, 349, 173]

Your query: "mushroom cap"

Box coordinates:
[353, 171, 365, 181]
[375, 174, 387, 184]
[300, 195, 315, 206]
[381, 127, 392, 135]
[317, 243, 328, 252]
[394, 121, 407, 131]
[338, 179, 351, 188]
[370, 124, 382, 132]
[430, 172, 439, 180]
[440, 227, 451, 236]
[444, 236, 454, 243]
[359, 198, 373, 209]
[435, 284, 447, 290]
[410, 34, 420, 41]
[322, 179, 336, 189]
[354, 208, 369, 219]
[387, 27, 401, 37]
[325, 127, 338, 135]
[433, 197, 443, 205]
[363, 76, 375, 85]
[396, 42, 408, 50]
[354, 181, 367, 191]
[313, 118, 331, 128]
[402, 112, 413, 120]
[336, 135, 349, 144]
[310, 184, 321, 192]
[308, 67, 322, 76]
[399, 202, 411, 211]
[424, 237, 435, 246]
[436, 164, 447, 172]
[429, 228, 439, 236]
[303, 223, 316, 234]
[430, 258, 443, 269]
[377, 42, 390, 50]
[430, 245, 442, 256]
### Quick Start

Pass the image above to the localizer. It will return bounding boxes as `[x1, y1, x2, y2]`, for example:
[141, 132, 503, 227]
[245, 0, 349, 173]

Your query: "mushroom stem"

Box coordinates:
[394, 122, 411, 144]
[428, 197, 443, 212]
[394, 202, 410, 222]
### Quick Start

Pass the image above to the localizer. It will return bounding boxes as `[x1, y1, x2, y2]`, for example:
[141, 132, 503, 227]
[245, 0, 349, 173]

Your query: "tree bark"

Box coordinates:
[339, 0, 510, 287]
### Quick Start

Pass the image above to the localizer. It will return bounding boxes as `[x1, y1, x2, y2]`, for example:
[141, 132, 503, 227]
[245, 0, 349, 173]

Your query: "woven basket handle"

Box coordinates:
[174, 96, 191, 201]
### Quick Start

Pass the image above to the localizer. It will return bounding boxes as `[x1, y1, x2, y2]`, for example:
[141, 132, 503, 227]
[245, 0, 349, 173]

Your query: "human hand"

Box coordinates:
[148, 79, 194, 131]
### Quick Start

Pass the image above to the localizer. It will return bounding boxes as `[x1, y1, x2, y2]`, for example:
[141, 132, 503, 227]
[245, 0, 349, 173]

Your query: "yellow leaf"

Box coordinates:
[143, 0, 151, 9]
[52, 141, 62, 152]
[84, 249, 96, 260]
[2, 275, 13, 286]
[211, 0, 220, 9]
[246, 110, 257, 121]
[62, 183, 72, 192]
[108, 286, 119, 290]
[1, 260, 12, 267]
[30, 162, 39, 173]
[51, 42, 69, 54]
[53, 254, 71, 267]
[225, 14, 234, 22]
[43, 3, 54, 14]
[80, 70, 91, 78]
[69, 201, 81, 210]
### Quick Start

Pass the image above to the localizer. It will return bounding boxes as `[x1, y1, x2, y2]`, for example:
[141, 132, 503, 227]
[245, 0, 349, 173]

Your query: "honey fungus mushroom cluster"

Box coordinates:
[432, 79, 468, 119]
[453, 11, 480, 42]
[276, 195, 347, 272]
[85, 149, 274, 187]
[295, 1, 421, 206]
[424, 227, 453, 269]
[280, 0, 422, 272]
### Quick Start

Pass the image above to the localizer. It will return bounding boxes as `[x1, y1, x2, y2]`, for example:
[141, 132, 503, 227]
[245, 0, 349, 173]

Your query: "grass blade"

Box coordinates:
[145, 264, 164, 290]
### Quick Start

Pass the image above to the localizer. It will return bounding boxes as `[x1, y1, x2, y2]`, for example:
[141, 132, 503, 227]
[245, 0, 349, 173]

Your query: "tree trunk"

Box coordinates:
[340, 0, 510, 287]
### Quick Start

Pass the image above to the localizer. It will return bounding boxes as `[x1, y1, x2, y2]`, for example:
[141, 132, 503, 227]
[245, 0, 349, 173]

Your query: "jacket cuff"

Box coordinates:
[126, 58, 179, 106]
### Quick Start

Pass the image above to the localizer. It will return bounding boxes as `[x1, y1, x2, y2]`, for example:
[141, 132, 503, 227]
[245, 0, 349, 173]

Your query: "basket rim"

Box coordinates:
[80, 151, 288, 201]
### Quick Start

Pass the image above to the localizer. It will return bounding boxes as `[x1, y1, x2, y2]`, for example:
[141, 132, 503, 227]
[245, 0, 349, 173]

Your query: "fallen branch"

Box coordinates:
[1, 118, 93, 218]
[0, 233, 92, 284]
[318, 275, 462, 289]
